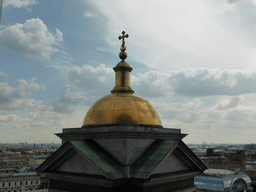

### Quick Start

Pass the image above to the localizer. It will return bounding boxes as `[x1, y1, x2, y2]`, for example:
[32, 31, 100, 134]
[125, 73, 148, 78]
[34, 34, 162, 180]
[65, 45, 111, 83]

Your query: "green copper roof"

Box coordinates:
[71, 140, 125, 179]
[71, 139, 179, 179]
[131, 140, 179, 179]
[37, 138, 205, 180]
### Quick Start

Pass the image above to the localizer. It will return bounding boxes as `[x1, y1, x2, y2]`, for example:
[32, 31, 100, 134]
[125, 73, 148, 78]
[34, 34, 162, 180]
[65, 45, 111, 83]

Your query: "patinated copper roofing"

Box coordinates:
[36, 139, 207, 180]
[131, 140, 179, 178]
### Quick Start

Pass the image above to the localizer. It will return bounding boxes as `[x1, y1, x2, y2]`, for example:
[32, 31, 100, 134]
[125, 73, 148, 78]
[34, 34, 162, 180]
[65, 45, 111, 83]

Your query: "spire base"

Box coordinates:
[111, 61, 134, 94]
[111, 87, 134, 94]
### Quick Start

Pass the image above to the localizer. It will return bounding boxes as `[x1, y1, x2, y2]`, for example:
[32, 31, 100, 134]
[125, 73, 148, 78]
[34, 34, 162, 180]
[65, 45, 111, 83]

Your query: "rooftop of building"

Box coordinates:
[0, 172, 39, 178]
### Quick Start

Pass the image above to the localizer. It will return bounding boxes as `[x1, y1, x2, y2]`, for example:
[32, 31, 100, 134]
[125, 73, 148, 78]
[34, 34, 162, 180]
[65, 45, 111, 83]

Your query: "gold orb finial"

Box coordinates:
[118, 31, 129, 61]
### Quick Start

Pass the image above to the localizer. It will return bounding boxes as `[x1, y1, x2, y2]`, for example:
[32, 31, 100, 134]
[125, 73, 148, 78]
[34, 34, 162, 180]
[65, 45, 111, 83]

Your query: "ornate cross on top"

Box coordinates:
[118, 31, 129, 52]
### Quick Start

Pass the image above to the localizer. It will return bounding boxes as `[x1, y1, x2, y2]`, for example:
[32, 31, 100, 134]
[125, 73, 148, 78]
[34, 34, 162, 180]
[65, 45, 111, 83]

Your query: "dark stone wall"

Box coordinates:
[50, 180, 110, 192]
[144, 178, 194, 192]
[49, 178, 194, 192]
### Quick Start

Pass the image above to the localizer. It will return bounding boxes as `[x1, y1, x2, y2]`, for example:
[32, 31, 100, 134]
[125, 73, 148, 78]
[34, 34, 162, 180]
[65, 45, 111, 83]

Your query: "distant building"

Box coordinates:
[0, 168, 16, 174]
[204, 157, 241, 170]
[17, 167, 32, 173]
[194, 169, 253, 192]
[203, 150, 246, 170]
[0, 158, 27, 169]
[25, 190, 48, 192]
[29, 159, 45, 169]
[0, 172, 40, 192]
[39, 174, 49, 190]
[245, 144, 256, 151]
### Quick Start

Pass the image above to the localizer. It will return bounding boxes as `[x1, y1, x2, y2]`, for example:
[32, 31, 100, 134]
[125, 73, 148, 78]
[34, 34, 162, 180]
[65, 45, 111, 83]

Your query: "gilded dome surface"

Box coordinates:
[83, 93, 162, 126]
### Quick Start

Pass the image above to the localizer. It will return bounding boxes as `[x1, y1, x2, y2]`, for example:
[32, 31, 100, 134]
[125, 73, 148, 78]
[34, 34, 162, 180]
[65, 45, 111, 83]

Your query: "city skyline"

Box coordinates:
[1, 0, 256, 144]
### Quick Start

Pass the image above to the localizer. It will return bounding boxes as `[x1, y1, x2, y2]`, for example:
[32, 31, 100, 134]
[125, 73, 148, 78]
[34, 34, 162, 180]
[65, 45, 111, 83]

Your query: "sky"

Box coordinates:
[1, 0, 256, 144]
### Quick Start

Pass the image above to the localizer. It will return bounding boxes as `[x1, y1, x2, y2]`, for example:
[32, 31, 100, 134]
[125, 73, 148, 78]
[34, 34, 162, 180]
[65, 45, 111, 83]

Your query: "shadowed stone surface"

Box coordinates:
[94, 138, 155, 164]
[57, 152, 103, 175]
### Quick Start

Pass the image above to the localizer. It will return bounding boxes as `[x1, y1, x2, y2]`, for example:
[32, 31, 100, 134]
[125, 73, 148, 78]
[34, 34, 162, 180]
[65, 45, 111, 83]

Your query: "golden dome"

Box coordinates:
[83, 93, 162, 126]
[82, 31, 162, 127]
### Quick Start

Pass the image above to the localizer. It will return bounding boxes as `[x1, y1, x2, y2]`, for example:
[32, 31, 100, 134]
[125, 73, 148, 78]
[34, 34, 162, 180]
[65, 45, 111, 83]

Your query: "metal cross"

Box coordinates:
[118, 31, 129, 52]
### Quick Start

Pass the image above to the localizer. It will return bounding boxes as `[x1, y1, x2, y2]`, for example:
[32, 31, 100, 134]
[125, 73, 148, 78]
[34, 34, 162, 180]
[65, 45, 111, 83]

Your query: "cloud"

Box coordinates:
[183, 98, 202, 109]
[225, 109, 248, 121]
[156, 96, 256, 143]
[206, 111, 222, 122]
[0, 79, 45, 110]
[0, 70, 7, 76]
[250, 0, 256, 6]
[156, 103, 201, 124]
[157, 101, 256, 143]
[52, 85, 87, 113]
[67, 64, 114, 96]
[0, 82, 89, 142]
[170, 69, 256, 97]
[228, 0, 256, 6]
[132, 70, 171, 97]
[176, 110, 200, 123]
[83, 11, 94, 18]
[3, 0, 37, 8]
[216, 96, 241, 110]
[85, 0, 256, 72]
[67, 64, 173, 98]
[0, 18, 63, 60]
[0, 107, 90, 143]
[228, 0, 239, 2]
[67, 64, 256, 98]
[0, 114, 22, 122]
[224, 0, 256, 12]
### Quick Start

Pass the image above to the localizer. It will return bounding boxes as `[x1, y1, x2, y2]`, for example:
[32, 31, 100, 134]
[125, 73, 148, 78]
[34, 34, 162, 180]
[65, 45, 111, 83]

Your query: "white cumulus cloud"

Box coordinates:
[0, 18, 63, 60]
[67, 64, 173, 98]
[183, 98, 202, 109]
[0, 114, 22, 122]
[132, 70, 171, 98]
[83, 11, 94, 18]
[3, 0, 37, 8]
[52, 85, 88, 113]
[67, 64, 114, 96]
[0, 79, 45, 110]
[85, 0, 256, 72]
[67, 65, 256, 98]
[216, 96, 242, 110]
[170, 70, 256, 97]
[225, 109, 249, 122]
